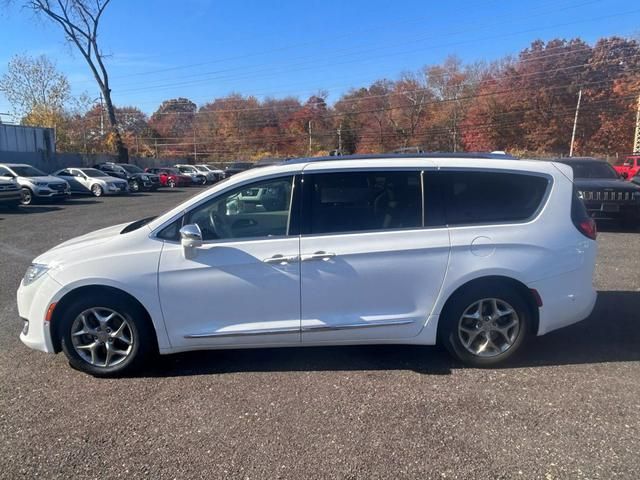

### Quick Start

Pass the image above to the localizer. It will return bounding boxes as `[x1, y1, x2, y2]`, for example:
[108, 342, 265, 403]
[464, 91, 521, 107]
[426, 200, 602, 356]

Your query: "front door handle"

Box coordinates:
[301, 251, 336, 262]
[263, 254, 299, 265]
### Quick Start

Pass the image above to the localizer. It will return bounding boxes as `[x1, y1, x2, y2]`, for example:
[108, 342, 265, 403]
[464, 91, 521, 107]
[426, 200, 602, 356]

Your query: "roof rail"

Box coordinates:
[284, 152, 517, 165]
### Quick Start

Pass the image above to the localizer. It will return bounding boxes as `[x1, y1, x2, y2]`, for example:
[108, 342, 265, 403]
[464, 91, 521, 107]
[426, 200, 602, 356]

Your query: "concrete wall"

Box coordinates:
[0, 151, 195, 173]
[0, 124, 55, 155]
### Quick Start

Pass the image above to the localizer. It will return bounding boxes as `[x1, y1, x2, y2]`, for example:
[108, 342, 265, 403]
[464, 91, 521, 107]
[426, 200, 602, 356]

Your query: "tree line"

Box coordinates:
[2, 36, 639, 161]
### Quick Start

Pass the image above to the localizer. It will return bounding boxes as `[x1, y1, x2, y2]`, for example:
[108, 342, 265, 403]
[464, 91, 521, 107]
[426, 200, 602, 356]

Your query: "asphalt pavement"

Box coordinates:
[0, 189, 639, 479]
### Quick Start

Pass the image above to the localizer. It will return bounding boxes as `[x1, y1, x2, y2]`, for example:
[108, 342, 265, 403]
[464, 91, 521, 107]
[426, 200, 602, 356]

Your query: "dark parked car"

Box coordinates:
[224, 162, 254, 176]
[555, 157, 640, 227]
[94, 163, 160, 192]
[0, 176, 22, 209]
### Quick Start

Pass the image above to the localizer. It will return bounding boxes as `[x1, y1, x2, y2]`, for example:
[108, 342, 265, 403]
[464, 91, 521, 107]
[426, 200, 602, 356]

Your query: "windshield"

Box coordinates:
[120, 164, 144, 173]
[194, 166, 208, 172]
[81, 168, 110, 177]
[565, 161, 618, 179]
[10, 166, 47, 177]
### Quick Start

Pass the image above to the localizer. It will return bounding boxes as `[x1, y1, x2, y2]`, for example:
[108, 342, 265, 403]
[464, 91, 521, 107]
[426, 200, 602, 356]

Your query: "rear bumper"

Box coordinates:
[530, 269, 597, 336]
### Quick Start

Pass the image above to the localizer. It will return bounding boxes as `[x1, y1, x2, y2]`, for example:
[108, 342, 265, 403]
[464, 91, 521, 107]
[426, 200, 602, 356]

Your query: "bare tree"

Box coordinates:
[26, 0, 128, 161]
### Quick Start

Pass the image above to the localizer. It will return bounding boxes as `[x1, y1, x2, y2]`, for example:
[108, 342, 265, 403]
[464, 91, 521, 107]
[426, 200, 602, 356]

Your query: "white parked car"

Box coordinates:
[53, 168, 129, 197]
[175, 164, 208, 185]
[194, 164, 225, 183]
[18, 155, 598, 376]
[0, 163, 71, 205]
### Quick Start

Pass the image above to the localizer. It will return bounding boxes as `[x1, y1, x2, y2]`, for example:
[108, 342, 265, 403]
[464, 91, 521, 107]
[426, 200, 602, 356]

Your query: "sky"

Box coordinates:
[0, 0, 639, 120]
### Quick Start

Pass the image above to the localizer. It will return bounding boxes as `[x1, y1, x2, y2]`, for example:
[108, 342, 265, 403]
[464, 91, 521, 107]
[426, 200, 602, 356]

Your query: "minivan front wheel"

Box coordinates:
[440, 284, 530, 367]
[60, 294, 153, 376]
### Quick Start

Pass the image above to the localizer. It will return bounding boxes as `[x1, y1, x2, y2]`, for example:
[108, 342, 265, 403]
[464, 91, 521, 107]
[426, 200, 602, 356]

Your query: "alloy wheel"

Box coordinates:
[457, 298, 520, 358]
[91, 184, 103, 197]
[70, 307, 134, 368]
[20, 188, 32, 205]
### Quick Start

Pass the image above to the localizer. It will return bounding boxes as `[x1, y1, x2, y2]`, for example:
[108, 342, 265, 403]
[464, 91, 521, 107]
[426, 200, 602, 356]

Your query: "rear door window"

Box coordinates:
[304, 171, 421, 234]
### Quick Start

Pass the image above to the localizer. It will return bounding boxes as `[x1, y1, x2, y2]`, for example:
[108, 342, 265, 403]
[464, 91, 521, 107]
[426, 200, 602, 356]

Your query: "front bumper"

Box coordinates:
[0, 189, 22, 204]
[33, 187, 71, 199]
[584, 201, 640, 219]
[106, 183, 129, 195]
[17, 273, 64, 353]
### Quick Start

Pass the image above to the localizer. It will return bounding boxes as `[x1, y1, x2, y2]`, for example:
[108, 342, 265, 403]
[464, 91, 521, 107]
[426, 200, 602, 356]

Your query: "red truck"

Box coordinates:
[614, 155, 640, 180]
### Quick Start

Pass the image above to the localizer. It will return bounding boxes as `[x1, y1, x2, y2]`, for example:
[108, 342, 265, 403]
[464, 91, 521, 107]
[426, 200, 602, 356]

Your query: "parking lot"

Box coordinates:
[0, 190, 639, 479]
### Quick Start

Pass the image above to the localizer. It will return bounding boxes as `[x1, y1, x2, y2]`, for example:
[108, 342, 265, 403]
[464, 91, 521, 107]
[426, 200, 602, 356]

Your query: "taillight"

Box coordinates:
[577, 218, 597, 240]
[571, 188, 597, 240]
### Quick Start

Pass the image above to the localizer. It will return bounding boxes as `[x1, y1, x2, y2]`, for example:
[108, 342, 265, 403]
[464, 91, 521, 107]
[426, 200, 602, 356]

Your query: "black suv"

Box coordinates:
[555, 157, 640, 227]
[94, 163, 160, 192]
[224, 162, 254, 177]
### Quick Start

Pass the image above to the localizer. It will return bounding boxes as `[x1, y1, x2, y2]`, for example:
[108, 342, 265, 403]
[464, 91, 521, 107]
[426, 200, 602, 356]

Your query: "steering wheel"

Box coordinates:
[208, 210, 233, 239]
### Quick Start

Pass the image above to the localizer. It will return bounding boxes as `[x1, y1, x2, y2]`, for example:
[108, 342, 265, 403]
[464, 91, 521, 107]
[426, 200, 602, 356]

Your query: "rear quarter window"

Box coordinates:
[436, 171, 550, 225]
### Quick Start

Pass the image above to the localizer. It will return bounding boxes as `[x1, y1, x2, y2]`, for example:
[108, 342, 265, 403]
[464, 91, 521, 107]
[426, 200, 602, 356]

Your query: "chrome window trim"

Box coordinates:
[151, 166, 555, 242]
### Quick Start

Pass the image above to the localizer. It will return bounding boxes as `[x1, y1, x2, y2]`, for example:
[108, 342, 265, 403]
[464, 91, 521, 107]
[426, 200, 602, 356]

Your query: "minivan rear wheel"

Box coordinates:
[59, 294, 154, 377]
[440, 283, 530, 367]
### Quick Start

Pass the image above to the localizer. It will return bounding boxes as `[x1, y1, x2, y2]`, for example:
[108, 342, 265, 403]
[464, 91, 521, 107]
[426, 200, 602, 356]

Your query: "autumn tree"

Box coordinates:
[149, 98, 197, 157]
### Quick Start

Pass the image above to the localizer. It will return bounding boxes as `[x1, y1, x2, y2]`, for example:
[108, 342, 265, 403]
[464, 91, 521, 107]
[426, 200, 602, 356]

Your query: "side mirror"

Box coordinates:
[3, 172, 15, 178]
[180, 224, 203, 250]
[620, 172, 628, 179]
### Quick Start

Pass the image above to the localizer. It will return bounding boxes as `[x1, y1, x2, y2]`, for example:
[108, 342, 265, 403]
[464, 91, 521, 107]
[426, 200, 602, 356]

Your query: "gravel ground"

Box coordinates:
[0, 190, 639, 479]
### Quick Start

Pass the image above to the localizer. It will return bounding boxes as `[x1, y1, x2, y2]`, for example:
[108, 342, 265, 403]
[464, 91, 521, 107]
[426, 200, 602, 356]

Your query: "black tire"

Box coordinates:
[168, 179, 176, 188]
[91, 184, 104, 197]
[439, 282, 531, 368]
[130, 180, 140, 192]
[198, 175, 207, 185]
[20, 187, 34, 205]
[59, 293, 155, 377]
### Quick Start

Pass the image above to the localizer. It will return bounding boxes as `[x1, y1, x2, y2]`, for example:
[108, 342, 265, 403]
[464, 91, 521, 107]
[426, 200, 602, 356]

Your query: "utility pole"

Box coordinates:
[633, 93, 640, 154]
[308, 120, 312, 156]
[99, 92, 105, 137]
[569, 89, 582, 157]
[193, 129, 197, 162]
[154, 138, 158, 158]
[337, 122, 343, 153]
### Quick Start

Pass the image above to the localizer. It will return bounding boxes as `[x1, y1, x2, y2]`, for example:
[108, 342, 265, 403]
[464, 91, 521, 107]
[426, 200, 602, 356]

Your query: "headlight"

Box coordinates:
[577, 191, 584, 200]
[141, 175, 149, 181]
[23, 264, 49, 286]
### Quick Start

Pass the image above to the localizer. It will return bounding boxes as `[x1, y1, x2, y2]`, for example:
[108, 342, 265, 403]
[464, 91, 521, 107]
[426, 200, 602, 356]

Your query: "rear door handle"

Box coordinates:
[263, 254, 299, 265]
[301, 251, 336, 262]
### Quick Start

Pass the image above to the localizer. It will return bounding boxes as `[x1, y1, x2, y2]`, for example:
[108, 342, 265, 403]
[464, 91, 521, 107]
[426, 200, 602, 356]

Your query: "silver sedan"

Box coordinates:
[53, 168, 129, 197]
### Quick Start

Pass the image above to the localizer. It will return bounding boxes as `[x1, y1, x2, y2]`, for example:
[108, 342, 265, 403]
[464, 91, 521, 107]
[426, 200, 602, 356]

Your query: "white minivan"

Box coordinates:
[17, 155, 598, 376]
